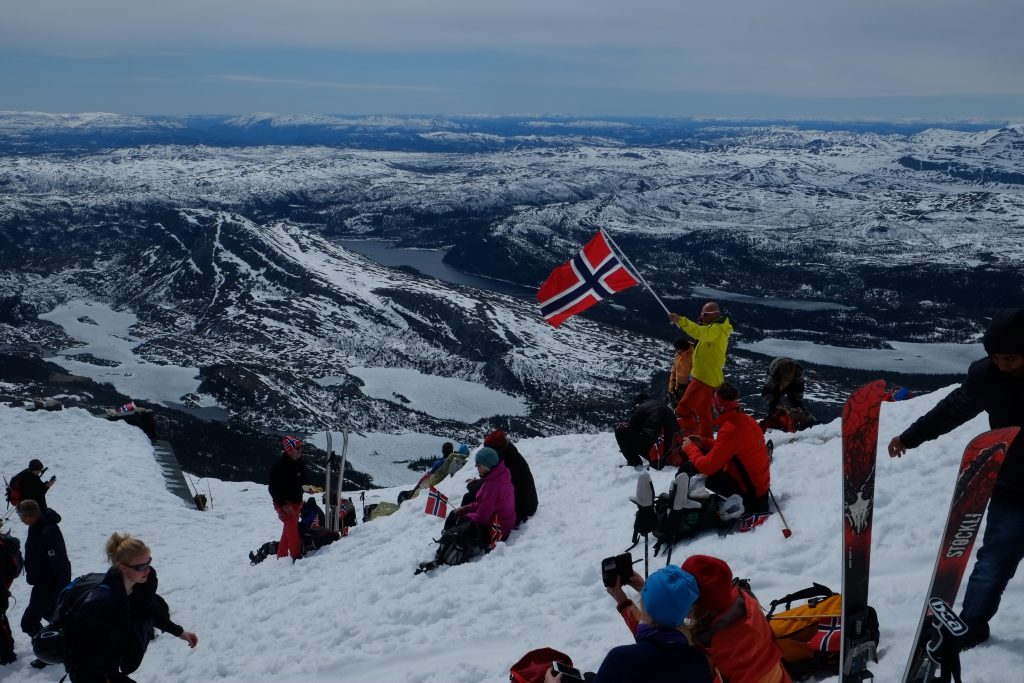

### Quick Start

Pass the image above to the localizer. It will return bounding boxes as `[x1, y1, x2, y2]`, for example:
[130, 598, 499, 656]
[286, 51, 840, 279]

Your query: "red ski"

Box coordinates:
[901, 427, 1019, 683]
[840, 379, 887, 683]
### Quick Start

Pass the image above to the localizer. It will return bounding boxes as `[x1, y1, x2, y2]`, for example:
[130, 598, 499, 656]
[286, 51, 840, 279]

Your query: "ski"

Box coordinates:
[839, 379, 887, 683]
[335, 430, 349, 532]
[901, 427, 1018, 683]
[324, 431, 336, 532]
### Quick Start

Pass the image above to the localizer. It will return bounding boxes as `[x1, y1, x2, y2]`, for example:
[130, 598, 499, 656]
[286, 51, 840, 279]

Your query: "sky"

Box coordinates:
[2, 388, 1023, 682]
[1, 0, 1023, 120]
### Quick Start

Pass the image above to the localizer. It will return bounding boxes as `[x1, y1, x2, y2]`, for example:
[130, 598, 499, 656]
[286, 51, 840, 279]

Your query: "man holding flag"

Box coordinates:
[669, 302, 734, 441]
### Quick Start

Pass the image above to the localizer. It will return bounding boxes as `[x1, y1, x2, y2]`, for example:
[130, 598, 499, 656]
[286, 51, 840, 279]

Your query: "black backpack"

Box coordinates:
[434, 519, 482, 567]
[0, 532, 23, 587]
[31, 572, 108, 666]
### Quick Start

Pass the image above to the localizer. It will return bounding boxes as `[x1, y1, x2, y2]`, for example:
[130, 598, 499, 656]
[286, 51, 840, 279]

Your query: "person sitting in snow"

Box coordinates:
[608, 556, 789, 683]
[444, 447, 517, 545]
[759, 358, 817, 433]
[615, 394, 679, 468]
[553, 565, 711, 683]
[680, 382, 772, 524]
[484, 429, 539, 524]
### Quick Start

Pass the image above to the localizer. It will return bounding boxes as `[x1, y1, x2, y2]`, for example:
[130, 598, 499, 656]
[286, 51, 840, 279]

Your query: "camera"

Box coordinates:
[552, 661, 586, 681]
[601, 552, 634, 588]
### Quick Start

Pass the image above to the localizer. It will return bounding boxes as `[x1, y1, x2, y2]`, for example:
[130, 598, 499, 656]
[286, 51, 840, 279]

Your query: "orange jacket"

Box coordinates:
[669, 347, 694, 395]
[683, 409, 771, 497]
[616, 591, 790, 683]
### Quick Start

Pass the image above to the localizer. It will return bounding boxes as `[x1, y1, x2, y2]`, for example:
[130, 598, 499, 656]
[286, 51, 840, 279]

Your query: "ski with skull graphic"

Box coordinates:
[839, 380, 887, 682]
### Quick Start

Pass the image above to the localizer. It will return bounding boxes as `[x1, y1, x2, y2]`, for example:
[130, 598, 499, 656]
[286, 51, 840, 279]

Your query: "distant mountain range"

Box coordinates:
[1, 112, 1020, 485]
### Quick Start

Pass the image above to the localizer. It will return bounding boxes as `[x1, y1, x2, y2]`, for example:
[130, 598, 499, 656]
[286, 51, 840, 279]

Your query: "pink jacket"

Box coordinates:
[464, 461, 517, 540]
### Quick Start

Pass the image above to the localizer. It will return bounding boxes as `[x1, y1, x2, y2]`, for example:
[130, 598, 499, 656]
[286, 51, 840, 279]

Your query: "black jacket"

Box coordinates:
[25, 507, 71, 592]
[268, 454, 309, 507]
[628, 399, 678, 440]
[496, 441, 539, 522]
[67, 567, 182, 683]
[12, 468, 49, 510]
[900, 358, 1024, 505]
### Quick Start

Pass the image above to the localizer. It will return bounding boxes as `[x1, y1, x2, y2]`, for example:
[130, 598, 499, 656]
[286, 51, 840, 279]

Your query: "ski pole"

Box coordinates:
[644, 534, 649, 580]
[768, 488, 792, 538]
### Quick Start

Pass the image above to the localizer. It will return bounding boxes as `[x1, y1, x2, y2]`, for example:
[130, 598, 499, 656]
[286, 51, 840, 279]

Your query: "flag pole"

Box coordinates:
[599, 228, 671, 316]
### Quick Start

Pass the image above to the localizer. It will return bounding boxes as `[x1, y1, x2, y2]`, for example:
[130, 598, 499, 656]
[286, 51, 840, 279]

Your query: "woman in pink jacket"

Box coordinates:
[451, 447, 517, 542]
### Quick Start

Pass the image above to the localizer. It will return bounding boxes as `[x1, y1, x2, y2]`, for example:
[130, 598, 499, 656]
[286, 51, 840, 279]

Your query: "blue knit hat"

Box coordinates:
[474, 447, 499, 469]
[457, 443, 470, 456]
[642, 566, 699, 627]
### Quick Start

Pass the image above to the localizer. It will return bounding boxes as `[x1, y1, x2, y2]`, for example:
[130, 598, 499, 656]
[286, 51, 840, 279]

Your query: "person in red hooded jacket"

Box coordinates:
[609, 555, 789, 683]
[680, 382, 771, 516]
[682, 555, 790, 683]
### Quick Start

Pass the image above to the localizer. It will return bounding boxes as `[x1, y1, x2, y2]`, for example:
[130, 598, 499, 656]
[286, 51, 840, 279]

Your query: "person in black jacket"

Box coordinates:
[484, 429, 539, 524]
[268, 435, 312, 561]
[614, 394, 678, 468]
[66, 533, 197, 683]
[17, 499, 71, 658]
[0, 531, 18, 665]
[888, 308, 1024, 650]
[9, 459, 56, 511]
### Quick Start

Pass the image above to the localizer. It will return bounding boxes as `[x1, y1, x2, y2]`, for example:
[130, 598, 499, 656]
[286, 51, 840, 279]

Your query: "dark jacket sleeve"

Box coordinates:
[900, 373, 985, 449]
[42, 526, 72, 587]
[152, 593, 185, 637]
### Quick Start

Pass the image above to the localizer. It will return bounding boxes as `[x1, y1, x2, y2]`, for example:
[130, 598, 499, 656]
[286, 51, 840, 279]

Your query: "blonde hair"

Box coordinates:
[17, 499, 42, 519]
[105, 532, 151, 567]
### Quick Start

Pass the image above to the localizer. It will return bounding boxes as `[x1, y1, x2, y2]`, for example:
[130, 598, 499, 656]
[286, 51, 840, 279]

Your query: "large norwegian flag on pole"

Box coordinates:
[537, 231, 640, 327]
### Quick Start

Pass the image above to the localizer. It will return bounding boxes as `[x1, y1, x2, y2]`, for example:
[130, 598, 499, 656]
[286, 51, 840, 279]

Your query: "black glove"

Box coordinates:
[634, 506, 658, 536]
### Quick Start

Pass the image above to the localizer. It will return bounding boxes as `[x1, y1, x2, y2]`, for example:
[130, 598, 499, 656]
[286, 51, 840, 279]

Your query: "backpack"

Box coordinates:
[434, 519, 482, 567]
[647, 431, 687, 469]
[509, 647, 574, 683]
[5, 473, 22, 507]
[765, 583, 879, 681]
[0, 532, 23, 586]
[632, 472, 716, 561]
[31, 572, 109, 666]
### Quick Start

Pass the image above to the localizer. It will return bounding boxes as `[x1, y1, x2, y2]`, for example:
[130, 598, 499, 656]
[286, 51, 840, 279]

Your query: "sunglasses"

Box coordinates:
[125, 560, 153, 572]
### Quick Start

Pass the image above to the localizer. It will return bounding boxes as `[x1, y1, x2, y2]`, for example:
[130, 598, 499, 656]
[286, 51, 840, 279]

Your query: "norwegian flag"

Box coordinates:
[424, 487, 449, 518]
[808, 616, 842, 652]
[738, 511, 772, 533]
[537, 231, 639, 327]
[488, 513, 502, 550]
[118, 401, 136, 414]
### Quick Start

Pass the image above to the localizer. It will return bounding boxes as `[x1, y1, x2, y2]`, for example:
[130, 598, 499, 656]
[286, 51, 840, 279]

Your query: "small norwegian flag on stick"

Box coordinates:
[488, 513, 502, 550]
[424, 487, 449, 518]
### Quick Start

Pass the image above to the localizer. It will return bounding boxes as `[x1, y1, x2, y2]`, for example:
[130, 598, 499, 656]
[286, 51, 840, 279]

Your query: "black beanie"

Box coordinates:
[982, 309, 1024, 355]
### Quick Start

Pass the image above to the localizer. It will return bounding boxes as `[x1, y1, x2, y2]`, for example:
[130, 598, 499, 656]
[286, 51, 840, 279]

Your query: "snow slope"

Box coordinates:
[1, 389, 1022, 683]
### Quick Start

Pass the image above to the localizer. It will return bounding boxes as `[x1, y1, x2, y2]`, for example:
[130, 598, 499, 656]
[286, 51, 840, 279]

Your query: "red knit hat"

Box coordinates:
[483, 429, 507, 449]
[681, 555, 737, 613]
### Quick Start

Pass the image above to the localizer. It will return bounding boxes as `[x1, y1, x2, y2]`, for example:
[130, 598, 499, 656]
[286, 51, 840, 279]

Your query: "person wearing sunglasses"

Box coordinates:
[668, 301, 734, 441]
[64, 533, 198, 682]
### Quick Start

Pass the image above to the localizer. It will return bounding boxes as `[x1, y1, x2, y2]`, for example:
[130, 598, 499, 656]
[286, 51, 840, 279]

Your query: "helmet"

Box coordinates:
[31, 626, 67, 665]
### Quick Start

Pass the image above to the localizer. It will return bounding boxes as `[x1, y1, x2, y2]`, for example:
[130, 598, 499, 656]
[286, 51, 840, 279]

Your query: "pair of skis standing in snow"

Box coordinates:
[840, 380, 1017, 683]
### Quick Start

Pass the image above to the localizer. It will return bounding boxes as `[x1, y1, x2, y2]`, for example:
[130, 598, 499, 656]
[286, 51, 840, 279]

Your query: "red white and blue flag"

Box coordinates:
[809, 616, 842, 652]
[537, 231, 639, 328]
[119, 401, 137, 414]
[488, 513, 502, 549]
[424, 487, 449, 518]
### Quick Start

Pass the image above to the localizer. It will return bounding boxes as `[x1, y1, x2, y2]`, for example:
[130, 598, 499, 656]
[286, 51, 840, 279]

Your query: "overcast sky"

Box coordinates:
[2, 0, 1022, 120]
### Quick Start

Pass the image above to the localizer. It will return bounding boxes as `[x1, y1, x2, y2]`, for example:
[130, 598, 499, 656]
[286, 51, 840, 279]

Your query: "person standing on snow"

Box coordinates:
[669, 337, 696, 405]
[9, 459, 56, 511]
[669, 301, 734, 441]
[888, 308, 1024, 650]
[17, 498, 71, 668]
[268, 435, 313, 561]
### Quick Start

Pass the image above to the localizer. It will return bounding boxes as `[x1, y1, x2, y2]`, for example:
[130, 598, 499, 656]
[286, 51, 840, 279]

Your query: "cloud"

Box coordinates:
[215, 74, 441, 92]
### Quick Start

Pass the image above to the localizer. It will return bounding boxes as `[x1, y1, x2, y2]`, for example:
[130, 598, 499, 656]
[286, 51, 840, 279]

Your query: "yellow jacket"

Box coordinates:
[673, 316, 733, 387]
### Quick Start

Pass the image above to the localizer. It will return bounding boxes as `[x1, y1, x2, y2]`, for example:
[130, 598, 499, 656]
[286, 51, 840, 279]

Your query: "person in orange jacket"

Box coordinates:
[669, 336, 696, 404]
[680, 382, 771, 516]
[608, 555, 790, 683]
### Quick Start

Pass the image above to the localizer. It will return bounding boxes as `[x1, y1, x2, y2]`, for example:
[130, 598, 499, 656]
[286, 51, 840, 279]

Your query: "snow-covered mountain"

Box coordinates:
[1, 114, 1020, 484]
[1, 390, 1022, 682]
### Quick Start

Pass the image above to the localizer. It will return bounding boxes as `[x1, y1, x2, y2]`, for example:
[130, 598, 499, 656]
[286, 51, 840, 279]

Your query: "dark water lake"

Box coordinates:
[335, 239, 535, 297]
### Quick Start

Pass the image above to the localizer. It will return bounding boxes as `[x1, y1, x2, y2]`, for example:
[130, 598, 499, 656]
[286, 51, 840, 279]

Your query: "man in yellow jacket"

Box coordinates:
[668, 301, 734, 440]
